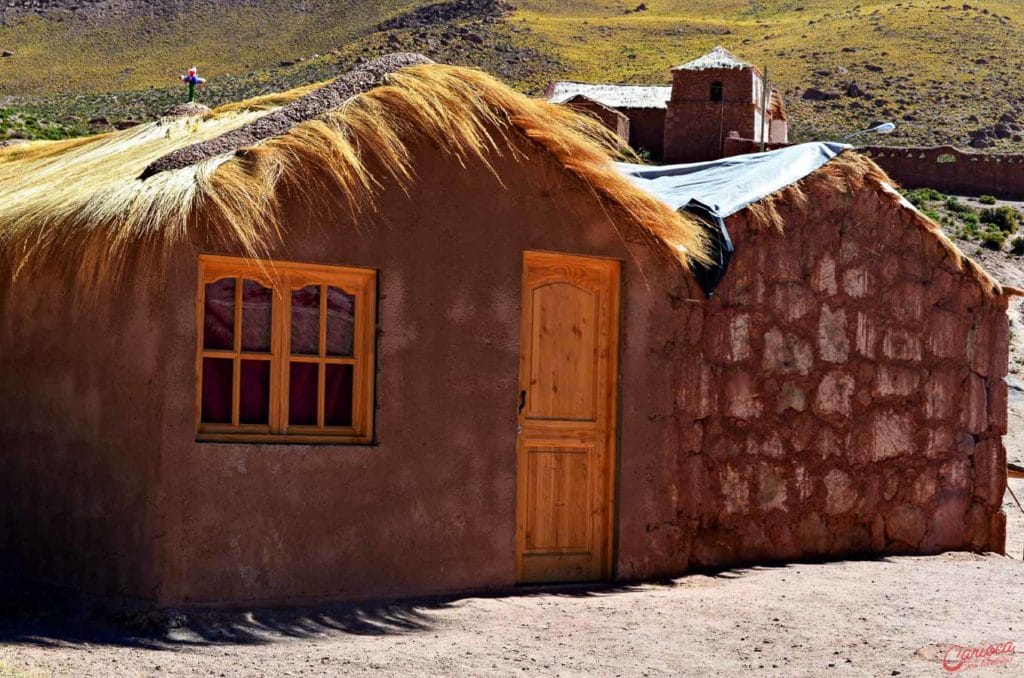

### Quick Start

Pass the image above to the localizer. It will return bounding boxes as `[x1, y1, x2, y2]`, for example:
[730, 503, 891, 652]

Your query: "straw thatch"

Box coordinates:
[0, 60, 707, 289]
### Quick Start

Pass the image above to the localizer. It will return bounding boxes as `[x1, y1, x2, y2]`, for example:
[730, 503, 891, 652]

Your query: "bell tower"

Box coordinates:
[663, 46, 769, 164]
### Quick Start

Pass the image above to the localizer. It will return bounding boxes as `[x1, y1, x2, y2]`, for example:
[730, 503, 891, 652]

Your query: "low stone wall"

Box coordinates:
[862, 146, 1024, 200]
[665, 179, 1008, 570]
[725, 138, 1024, 200]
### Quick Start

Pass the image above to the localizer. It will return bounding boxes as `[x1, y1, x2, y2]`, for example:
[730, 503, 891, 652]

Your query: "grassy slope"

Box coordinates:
[512, 0, 1024, 147]
[3, 0, 1024, 148]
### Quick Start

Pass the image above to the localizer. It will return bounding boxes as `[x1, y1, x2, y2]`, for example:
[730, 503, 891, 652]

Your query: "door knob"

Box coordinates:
[518, 389, 526, 415]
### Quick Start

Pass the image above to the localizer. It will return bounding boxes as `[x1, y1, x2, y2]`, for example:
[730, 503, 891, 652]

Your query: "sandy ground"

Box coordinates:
[0, 549, 1022, 678]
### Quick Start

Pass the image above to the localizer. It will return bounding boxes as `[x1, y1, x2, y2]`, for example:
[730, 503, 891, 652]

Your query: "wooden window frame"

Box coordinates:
[196, 254, 377, 444]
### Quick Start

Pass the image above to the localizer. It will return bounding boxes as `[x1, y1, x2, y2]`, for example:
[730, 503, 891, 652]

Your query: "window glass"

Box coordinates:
[326, 286, 356, 356]
[201, 357, 233, 423]
[289, 362, 319, 426]
[710, 81, 724, 102]
[204, 278, 235, 350]
[291, 285, 321, 355]
[325, 364, 354, 426]
[242, 280, 273, 352]
[239, 360, 271, 424]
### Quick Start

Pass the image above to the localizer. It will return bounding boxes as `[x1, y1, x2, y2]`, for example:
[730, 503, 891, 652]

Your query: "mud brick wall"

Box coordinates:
[863, 146, 1024, 200]
[669, 180, 1008, 569]
[664, 68, 758, 163]
[623, 108, 666, 160]
[566, 97, 630, 145]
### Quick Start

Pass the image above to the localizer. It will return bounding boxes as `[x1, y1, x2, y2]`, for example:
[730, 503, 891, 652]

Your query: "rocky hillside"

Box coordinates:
[3, 0, 1024, 149]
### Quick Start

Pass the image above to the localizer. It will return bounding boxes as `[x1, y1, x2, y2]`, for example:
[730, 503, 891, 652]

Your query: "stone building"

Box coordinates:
[546, 46, 788, 162]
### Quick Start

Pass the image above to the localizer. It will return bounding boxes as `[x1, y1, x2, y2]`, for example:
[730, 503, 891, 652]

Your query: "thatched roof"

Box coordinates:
[0, 55, 707, 287]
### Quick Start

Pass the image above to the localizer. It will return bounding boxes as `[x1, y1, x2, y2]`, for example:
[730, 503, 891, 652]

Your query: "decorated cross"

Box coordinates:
[180, 66, 207, 103]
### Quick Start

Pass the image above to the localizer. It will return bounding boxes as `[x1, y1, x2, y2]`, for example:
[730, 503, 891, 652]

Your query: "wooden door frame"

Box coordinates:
[514, 249, 622, 584]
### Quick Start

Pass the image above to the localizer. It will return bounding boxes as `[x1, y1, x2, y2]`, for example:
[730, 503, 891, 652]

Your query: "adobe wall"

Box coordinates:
[152, 133, 689, 605]
[0, 277, 167, 600]
[623, 108, 666, 159]
[722, 135, 792, 157]
[631, 180, 1008, 575]
[567, 97, 630, 144]
[664, 68, 758, 163]
[863, 145, 1024, 200]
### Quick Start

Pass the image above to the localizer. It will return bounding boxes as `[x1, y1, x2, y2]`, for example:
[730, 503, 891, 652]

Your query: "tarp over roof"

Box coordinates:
[615, 142, 850, 217]
[546, 82, 672, 110]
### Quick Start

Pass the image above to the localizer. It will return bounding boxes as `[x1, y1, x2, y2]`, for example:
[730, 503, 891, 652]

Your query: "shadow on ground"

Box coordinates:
[0, 555, 914, 650]
[0, 575, 652, 650]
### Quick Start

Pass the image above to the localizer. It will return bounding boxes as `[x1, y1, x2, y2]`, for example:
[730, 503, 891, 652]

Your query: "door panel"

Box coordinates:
[527, 283, 599, 421]
[516, 251, 620, 584]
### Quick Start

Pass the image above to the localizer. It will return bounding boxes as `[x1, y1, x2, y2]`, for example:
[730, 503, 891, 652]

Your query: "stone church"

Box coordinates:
[545, 46, 788, 163]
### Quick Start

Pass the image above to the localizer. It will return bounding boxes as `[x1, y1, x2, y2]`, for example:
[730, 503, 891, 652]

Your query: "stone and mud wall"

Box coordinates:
[643, 180, 1009, 573]
[862, 146, 1024, 200]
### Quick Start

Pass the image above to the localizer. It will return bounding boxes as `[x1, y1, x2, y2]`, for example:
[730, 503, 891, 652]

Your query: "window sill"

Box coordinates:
[196, 432, 374, 445]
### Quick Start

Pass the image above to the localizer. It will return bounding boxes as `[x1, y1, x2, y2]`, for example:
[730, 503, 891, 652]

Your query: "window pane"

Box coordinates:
[289, 361, 319, 426]
[291, 285, 321, 355]
[239, 360, 270, 424]
[242, 280, 272, 352]
[201, 357, 233, 423]
[326, 287, 356, 356]
[203, 278, 235, 350]
[325, 364, 354, 427]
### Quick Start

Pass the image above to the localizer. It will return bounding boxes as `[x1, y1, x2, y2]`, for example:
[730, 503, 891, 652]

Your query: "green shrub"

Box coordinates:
[1012, 236, 1024, 255]
[979, 194, 997, 205]
[945, 196, 975, 214]
[924, 208, 941, 222]
[980, 229, 1006, 250]
[902, 187, 944, 208]
[980, 206, 1020, 233]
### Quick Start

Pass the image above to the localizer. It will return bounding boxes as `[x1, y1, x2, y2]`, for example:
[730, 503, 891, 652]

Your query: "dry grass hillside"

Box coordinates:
[2, 0, 1024, 148]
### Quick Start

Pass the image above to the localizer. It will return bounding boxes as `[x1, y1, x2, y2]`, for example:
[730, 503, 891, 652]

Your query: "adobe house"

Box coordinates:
[0, 54, 1011, 606]
[544, 81, 671, 159]
[561, 94, 631, 146]
[546, 46, 788, 163]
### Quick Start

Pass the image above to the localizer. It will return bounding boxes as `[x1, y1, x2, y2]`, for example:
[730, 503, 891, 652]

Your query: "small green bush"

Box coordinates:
[980, 206, 1020, 233]
[902, 188, 944, 208]
[980, 229, 1006, 250]
[945, 196, 975, 214]
[979, 194, 997, 205]
[1012, 236, 1024, 255]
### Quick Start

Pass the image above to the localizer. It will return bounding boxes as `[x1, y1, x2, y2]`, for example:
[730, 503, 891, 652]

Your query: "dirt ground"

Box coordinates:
[0, 547, 1021, 677]
[3, 253, 1024, 678]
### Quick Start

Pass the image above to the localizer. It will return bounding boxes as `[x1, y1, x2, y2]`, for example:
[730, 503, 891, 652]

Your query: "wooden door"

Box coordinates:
[515, 251, 620, 584]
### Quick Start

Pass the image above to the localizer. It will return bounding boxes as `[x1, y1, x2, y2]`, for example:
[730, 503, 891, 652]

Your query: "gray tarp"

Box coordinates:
[614, 142, 851, 217]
